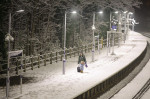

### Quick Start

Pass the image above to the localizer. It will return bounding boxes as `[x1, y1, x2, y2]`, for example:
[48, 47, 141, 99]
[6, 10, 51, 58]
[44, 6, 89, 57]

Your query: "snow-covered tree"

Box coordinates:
[0, 0, 142, 58]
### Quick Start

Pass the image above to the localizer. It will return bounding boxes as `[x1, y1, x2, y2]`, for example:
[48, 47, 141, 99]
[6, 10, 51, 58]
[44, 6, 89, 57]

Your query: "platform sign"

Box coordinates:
[6, 50, 23, 98]
[9, 50, 23, 57]
[112, 25, 117, 30]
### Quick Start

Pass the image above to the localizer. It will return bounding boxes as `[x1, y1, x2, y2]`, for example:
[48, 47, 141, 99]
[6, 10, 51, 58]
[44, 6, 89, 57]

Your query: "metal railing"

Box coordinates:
[0, 38, 107, 75]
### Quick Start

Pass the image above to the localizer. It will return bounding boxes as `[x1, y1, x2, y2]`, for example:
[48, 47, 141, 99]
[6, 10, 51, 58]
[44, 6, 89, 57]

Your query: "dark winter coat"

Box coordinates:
[78, 54, 86, 64]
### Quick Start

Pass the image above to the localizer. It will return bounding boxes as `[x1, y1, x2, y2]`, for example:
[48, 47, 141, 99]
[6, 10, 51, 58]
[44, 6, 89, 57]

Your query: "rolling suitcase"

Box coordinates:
[77, 66, 80, 72]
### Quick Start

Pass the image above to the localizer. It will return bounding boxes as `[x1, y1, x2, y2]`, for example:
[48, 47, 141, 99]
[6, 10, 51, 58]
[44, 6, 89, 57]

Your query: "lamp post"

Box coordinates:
[91, 11, 103, 61]
[109, 11, 118, 55]
[112, 11, 119, 55]
[111, 31, 115, 55]
[110, 11, 118, 30]
[132, 19, 139, 31]
[117, 12, 122, 47]
[127, 12, 133, 33]
[63, 11, 77, 75]
[97, 35, 100, 54]
[5, 9, 24, 98]
[132, 19, 135, 31]
[118, 12, 122, 32]
[132, 18, 137, 31]
[95, 35, 100, 54]
[110, 11, 112, 30]
[129, 12, 133, 31]
[92, 12, 95, 62]
[123, 11, 127, 43]
[127, 13, 129, 34]
[97, 11, 103, 54]
[63, 11, 66, 75]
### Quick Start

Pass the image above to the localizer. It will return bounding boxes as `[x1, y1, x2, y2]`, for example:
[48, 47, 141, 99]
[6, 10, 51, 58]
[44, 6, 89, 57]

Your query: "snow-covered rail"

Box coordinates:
[132, 78, 150, 99]
[0, 38, 107, 75]
[0, 32, 123, 74]
[0, 33, 123, 75]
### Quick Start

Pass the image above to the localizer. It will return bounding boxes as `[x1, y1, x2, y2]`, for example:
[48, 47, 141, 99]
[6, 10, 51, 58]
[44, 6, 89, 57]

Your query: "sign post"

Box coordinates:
[7, 50, 23, 97]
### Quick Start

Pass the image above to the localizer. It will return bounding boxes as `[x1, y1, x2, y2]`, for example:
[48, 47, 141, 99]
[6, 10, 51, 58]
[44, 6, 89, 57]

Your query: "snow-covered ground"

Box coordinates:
[110, 58, 150, 99]
[109, 32, 150, 99]
[0, 31, 147, 99]
[141, 85, 150, 99]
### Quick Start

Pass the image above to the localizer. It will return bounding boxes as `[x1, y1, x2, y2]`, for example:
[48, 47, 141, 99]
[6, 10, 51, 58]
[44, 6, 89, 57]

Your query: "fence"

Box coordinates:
[0, 32, 123, 75]
[0, 33, 128, 99]
[0, 37, 109, 75]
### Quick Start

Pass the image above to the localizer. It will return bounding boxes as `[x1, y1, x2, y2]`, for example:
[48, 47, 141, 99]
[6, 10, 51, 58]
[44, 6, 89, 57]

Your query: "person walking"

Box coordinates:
[78, 52, 88, 73]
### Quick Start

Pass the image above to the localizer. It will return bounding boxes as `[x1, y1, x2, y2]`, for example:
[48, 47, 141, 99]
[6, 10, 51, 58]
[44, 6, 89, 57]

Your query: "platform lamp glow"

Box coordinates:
[63, 11, 77, 75]
[5, 9, 24, 99]
[97, 11, 103, 54]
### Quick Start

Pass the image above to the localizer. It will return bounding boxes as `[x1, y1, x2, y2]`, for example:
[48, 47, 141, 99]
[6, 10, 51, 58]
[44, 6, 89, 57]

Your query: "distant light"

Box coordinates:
[124, 11, 127, 13]
[92, 25, 96, 30]
[98, 11, 103, 14]
[95, 35, 99, 38]
[16, 9, 24, 13]
[115, 11, 118, 14]
[71, 11, 77, 14]
[129, 12, 133, 15]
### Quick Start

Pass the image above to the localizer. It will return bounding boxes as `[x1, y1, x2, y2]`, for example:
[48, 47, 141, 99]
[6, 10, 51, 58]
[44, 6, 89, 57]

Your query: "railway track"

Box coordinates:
[132, 32, 150, 99]
[105, 32, 150, 99]
[132, 78, 150, 99]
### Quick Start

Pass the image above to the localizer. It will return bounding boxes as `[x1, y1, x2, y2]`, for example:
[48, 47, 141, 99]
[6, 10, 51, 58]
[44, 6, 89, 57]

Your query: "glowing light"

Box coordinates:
[98, 11, 103, 14]
[124, 11, 127, 13]
[16, 10, 24, 13]
[92, 25, 96, 30]
[71, 11, 77, 14]
[115, 11, 118, 14]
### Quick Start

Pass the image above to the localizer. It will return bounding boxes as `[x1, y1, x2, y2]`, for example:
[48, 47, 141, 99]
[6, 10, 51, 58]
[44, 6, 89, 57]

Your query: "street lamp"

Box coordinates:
[127, 12, 133, 33]
[16, 9, 24, 13]
[123, 11, 127, 14]
[129, 12, 133, 30]
[123, 11, 127, 43]
[131, 18, 138, 31]
[63, 10, 77, 75]
[5, 9, 24, 98]
[109, 11, 119, 55]
[97, 11, 103, 54]
[91, 11, 103, 62]
[92, 12, 95, 62]
[71, 11, 77, 14]
[132, 18, 135, 31]
[109, 11, 121, 55]
[110, 11, 119, 30]
[98, 11, 103, 14]
[115, 11, 118, 14]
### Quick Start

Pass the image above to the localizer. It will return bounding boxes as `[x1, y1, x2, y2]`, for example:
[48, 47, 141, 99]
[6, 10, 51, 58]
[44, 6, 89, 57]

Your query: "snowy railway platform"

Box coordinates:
[0, 31, 148, 99]
[109, 33, 150, 99]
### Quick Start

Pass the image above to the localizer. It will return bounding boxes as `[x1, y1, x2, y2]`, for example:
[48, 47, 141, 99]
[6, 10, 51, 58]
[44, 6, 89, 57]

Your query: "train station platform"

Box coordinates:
[0, 31, 148, 99]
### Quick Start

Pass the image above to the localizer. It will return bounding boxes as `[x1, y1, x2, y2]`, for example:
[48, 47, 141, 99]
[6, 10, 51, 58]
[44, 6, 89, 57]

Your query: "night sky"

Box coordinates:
[135, 0, 150, 32]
